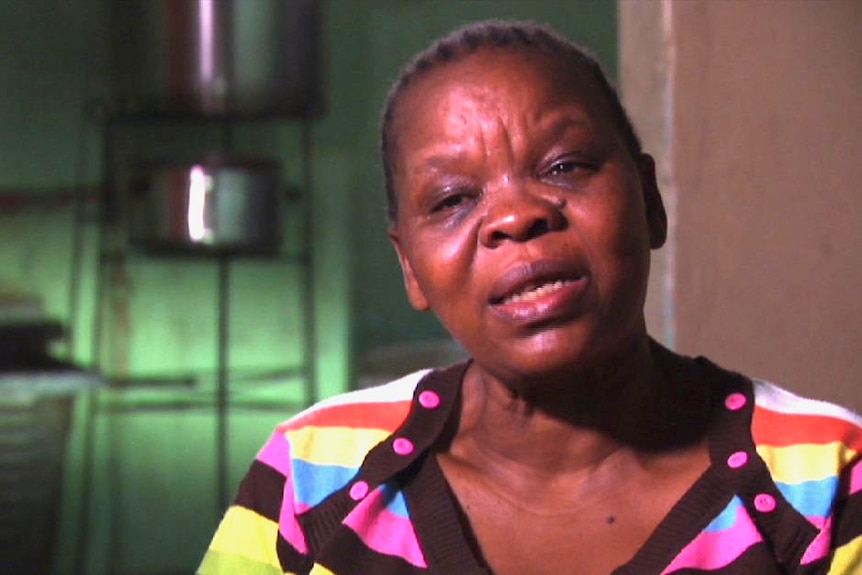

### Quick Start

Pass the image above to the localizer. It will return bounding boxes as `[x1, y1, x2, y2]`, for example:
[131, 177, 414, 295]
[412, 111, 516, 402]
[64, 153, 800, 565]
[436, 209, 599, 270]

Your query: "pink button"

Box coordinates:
[725, 392, 747, 411]
[393, 437, 414, 455]
[418, 390, 441, 409]
[754, 493, 777, 513]
[727, 451, 749, 469]
[349, 480, 369, 501]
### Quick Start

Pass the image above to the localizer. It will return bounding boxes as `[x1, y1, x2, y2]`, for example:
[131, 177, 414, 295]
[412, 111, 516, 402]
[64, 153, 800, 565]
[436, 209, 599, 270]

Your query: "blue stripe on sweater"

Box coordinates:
[292, 459, 410, 517]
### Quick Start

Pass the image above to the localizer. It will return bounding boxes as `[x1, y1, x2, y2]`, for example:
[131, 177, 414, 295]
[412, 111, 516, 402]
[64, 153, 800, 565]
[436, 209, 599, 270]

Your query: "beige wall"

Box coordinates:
[622, 0, 862, 412]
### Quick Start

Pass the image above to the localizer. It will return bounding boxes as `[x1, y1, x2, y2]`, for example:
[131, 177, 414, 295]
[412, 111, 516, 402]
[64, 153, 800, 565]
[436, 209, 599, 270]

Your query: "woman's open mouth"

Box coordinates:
[489, 261, 590, 323]
[498, 279, 581, 305]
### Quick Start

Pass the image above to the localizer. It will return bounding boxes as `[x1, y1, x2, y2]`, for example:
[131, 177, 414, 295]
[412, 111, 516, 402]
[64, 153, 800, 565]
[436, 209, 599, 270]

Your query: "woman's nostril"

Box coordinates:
[480, 193, 567, 247]
[527, 219, 551, 238]
[484, 214, 558, 247]
[489, 229, 510, 244]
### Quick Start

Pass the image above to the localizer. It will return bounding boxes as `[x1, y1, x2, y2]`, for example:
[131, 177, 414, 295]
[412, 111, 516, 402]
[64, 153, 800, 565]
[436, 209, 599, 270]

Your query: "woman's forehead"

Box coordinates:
[392, 48, 612, 160]
[403, 47, 592, 105]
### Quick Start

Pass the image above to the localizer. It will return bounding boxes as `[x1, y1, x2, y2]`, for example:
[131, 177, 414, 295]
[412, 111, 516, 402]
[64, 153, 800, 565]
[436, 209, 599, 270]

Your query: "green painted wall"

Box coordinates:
[1, 1, 616, 573]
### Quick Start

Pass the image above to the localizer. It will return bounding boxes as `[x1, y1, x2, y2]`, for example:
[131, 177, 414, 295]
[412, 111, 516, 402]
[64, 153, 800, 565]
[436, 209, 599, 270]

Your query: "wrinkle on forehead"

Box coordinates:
[404, 88, 532, 175]
[406, 110, 597, 182]
[392, 47, 614, 181]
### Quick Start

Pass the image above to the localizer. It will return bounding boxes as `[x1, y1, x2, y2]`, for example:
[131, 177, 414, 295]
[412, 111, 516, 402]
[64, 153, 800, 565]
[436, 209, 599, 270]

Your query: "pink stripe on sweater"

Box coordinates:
[279, 462, 309, 554]
[257, 431, 293, 477]
[256, 434, 309, 554]
[801, 516, 832, 565]
[662, 505, 762, 573]
[343, 488, 427, 568]
[850, 459, 862, 495]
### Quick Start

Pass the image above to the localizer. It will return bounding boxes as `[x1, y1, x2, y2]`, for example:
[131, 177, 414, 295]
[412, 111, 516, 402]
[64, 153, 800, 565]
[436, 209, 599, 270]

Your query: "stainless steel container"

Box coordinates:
[128, 158, 283, 255]
[108, 0, 324, 118]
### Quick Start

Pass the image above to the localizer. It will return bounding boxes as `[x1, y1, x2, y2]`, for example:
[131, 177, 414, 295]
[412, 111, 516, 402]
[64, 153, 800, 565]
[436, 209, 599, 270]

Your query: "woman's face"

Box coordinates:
[388, 47, 665, 387]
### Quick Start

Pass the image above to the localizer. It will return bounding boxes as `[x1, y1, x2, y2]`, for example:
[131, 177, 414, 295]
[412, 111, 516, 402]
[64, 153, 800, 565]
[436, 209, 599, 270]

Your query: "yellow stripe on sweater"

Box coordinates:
[285, 426, 391, 467]
[829, 533, 862, 574]
[756, 441, 858, 484]
[197, 549, 285, 575]
[207, 506, 282, 570]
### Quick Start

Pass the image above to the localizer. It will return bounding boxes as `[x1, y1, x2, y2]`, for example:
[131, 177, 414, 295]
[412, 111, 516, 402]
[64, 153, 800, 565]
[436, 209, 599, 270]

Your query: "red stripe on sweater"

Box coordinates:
[752, 408, 862, 451]
[278, 400, 413, 433]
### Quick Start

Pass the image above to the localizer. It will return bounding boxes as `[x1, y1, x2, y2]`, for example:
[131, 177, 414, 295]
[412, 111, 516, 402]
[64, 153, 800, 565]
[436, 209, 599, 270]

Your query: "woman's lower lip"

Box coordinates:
[490, 277, 589, 323]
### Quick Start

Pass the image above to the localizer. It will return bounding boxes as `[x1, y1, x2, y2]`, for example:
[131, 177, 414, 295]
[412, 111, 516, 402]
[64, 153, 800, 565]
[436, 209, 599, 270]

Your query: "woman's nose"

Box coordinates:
[479, 187, 566, 248]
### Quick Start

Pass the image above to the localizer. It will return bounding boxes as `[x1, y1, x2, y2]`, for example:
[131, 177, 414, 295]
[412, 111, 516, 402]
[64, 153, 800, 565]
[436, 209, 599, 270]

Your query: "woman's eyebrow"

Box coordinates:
[537, 115, 594, 145]
[408, 116, 595, 177]
[410, 151, 472, 175]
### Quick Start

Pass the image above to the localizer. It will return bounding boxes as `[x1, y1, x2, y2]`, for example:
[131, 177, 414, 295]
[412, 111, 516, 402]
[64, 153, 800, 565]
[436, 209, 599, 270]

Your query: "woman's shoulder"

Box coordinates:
[750, 378, 862, 440]
[690, 352, 861, 449]
[749, 378, 862, 477]
[248, 370, 437, 499]
[277, 368, 434, 434]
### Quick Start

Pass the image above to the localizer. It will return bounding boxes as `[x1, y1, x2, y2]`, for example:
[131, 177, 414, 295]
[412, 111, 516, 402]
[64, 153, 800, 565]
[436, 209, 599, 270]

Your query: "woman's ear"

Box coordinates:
[638, 153, 668, 249]
[388, 226, 431, 311]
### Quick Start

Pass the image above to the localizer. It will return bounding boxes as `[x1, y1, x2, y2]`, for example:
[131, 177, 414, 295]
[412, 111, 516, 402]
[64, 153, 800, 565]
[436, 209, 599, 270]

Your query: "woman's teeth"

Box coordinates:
[502, 280, 572, 304]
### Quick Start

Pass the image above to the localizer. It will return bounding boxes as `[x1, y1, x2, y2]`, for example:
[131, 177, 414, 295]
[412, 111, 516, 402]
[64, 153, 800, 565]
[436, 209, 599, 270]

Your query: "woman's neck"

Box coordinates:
[449, 338, 711, 477]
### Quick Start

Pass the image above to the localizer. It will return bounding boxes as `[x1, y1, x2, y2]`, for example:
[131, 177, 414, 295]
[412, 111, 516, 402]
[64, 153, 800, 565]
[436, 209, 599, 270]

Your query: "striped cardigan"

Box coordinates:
[198, 359, 862, 574]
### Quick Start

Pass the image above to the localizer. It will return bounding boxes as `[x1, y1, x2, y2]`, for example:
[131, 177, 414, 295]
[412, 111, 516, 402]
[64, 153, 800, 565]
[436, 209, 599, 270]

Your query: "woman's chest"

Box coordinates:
[432, 443, 711, 575]
[456, 484, 670, 575]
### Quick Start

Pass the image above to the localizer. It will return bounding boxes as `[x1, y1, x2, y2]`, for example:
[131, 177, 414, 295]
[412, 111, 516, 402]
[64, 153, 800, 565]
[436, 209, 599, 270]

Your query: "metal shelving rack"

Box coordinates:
[93, 112, 319, 502]
[75, 112, 320, 574]
[48, 1, 326, 572]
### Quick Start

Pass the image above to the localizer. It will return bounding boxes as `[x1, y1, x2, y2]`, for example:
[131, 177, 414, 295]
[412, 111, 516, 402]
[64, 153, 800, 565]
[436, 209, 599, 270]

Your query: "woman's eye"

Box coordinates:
[430, 187, 475, 214]
[434, 194, 465, 211]
[546, 158, 591, 177]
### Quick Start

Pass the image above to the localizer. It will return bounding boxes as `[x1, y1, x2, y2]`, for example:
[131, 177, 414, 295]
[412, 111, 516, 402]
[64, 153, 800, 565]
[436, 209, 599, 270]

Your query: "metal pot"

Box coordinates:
[108, 0, 324, 118]
[128, 158, 283, 256]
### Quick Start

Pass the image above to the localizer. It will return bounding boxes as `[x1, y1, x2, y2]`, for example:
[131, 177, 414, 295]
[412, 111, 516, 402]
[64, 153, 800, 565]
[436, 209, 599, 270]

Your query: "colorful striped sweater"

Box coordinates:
[198, 359, 862, 574]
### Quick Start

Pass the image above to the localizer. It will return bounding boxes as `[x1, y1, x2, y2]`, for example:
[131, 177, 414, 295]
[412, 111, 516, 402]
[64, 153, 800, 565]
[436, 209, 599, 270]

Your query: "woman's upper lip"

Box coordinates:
[488, 259, 588, 304]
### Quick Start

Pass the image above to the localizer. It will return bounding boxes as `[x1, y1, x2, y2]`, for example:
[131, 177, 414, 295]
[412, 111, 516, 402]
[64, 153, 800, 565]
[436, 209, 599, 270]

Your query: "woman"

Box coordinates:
[199, 21, 862, 574]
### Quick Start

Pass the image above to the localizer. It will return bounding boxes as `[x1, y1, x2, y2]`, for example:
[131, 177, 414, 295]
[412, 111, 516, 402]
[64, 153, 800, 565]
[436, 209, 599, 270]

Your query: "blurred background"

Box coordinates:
[0, 1, 858, 574]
